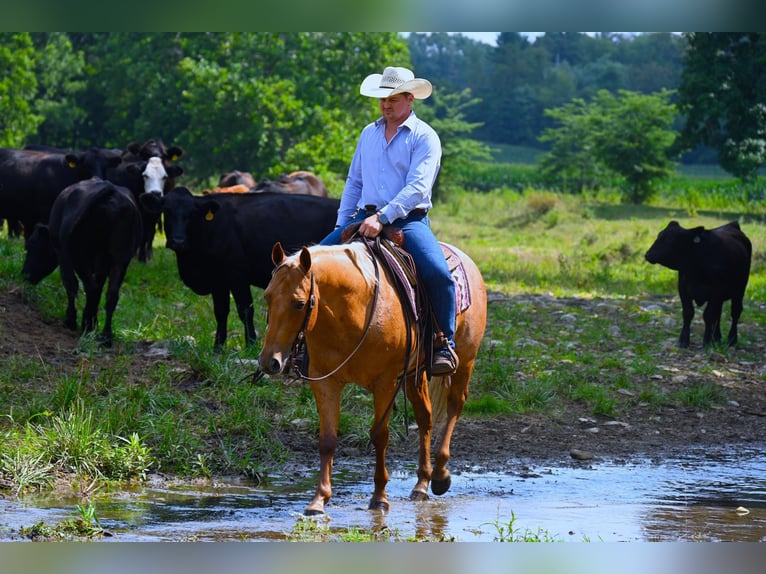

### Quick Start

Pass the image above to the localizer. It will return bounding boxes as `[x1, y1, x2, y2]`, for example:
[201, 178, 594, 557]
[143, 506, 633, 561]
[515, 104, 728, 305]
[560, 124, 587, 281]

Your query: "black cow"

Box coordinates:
[22, 178, 142, 347]
[645, 220, 752, 348]
[140, 187, 340, 349]
[0, 147, 122, 240]
[106, 138, 184, 262]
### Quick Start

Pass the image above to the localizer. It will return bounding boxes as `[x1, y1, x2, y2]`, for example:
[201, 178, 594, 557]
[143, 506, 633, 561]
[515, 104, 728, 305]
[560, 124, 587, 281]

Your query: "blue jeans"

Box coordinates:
[321, 210, 457, 344]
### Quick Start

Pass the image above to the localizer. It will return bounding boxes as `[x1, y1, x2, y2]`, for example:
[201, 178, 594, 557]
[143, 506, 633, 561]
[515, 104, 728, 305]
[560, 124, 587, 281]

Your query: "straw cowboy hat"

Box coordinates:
[359, 66, 432, 99]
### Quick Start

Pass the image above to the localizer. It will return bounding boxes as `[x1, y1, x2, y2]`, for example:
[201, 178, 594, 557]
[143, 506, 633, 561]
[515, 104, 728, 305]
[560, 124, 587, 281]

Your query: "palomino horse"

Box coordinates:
[258, 239, 487, 515]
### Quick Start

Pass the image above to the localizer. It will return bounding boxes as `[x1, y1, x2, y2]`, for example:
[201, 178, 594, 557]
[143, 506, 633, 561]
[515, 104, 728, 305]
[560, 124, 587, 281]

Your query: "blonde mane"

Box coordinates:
[283, 242, 378, 289]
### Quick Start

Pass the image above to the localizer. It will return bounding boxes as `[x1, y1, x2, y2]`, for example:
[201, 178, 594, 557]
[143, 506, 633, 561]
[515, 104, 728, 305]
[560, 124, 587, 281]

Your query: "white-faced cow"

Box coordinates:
[0, 147, 123, 241]
[140, 187, 340, 350]
[645, 220, 752, 348]
[106, 138, 184, 262]
[21, 178, 142, 347]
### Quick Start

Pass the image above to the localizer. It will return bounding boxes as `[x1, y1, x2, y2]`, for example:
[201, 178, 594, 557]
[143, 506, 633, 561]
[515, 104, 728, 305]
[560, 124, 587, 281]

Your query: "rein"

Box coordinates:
[290, 240, 381, 382]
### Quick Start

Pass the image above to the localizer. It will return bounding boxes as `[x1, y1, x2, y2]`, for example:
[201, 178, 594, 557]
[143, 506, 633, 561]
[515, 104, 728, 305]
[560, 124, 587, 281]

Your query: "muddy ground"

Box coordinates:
[2, 287, 766, 477]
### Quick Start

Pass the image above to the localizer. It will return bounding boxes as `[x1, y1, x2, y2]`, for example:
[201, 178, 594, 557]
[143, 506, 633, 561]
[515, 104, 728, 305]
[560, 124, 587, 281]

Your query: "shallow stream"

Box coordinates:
[2, 444, 765, 542]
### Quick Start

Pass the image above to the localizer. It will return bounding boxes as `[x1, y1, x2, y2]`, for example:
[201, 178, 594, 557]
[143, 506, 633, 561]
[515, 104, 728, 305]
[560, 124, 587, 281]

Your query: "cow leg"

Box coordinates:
[58, 260, 79, 331]
[406, 371, 433, 501]
[304, 381, 343, 516]
[678, 290, 694, 348]
[702, 300, 723, 346]
[210, 288, 231, 350]
[100, 264, 129, 347]
[231, 284, 257, 346]
[728, 295, 744, 346]
[80, 270, 104, 336]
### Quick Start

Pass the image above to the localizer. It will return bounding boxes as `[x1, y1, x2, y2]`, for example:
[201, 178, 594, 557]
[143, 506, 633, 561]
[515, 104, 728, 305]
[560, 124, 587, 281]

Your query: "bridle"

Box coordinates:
[288, 241, 381, 381]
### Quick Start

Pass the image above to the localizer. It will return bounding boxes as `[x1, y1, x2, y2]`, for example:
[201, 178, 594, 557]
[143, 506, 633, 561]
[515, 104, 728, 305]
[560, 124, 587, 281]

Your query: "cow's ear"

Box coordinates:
[167, 165, 184, 178]
[166, 146, 184, 161]
[64, 153, 80, 169]
[126, 162, 146, 175]
[199, 199, 220, 222]
[32, 223, 50, 241]
[272, 242, 286, 265]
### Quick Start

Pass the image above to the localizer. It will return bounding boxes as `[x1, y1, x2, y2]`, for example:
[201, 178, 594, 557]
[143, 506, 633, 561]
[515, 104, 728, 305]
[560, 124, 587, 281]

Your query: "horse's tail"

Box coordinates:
[428, 376, 449, 426]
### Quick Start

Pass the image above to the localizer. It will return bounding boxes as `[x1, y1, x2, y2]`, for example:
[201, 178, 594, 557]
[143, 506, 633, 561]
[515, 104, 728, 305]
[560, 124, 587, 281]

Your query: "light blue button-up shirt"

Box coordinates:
[335, 111, 441, 227]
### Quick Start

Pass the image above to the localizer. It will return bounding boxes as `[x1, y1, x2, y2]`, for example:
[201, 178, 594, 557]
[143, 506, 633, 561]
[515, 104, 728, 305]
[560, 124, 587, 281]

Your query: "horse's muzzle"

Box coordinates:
[258, 352, 284, 375]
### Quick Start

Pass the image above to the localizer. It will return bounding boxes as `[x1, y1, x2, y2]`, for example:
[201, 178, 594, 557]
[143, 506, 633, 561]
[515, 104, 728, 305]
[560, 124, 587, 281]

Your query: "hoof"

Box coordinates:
[303, 507, 325, 516]
[368, 499, 390, 512]
[431, 475, 451, 496]
[409, 489, 429, 502]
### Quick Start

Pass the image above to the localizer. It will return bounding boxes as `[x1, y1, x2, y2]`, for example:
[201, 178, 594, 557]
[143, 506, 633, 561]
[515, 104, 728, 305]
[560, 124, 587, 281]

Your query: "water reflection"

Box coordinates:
[2, 445, 765, 542]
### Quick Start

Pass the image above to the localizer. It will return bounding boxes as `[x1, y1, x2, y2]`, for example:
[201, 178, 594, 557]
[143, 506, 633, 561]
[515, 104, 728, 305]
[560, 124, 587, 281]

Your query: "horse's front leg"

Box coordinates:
[304, 382, 342, 516]
[406, 371, 433, 501]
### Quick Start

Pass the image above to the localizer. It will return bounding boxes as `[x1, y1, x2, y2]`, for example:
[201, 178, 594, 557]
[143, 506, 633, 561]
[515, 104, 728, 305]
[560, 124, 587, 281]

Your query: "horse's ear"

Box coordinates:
[299, 246, 312, 272]
[272, 242, 286, 265]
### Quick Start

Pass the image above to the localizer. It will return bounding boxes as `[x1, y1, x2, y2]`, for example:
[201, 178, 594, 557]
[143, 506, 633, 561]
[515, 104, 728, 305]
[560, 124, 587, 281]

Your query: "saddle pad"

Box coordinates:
[440, 242, 472, 314]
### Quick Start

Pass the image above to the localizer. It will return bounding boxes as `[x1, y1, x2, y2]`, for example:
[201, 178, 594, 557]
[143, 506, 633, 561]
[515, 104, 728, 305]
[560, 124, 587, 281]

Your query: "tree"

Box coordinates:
[415, 88, 492, 198]
[677, 33, 766, 179]
[0, 33, 42, 147]
[28, 33, 87, 148]
[538, 98, 605, 193]
[591, 89, 678, 203]
[539, 89, 678, 203]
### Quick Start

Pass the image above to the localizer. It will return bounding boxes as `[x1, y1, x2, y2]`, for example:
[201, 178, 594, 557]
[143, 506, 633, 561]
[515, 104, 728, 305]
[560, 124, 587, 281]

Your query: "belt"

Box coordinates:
[363, 204, 428, 217]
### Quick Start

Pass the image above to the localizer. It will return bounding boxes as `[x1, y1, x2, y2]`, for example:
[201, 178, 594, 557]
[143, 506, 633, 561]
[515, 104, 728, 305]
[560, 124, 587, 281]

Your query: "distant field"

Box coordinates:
[482, 142, 762, 180]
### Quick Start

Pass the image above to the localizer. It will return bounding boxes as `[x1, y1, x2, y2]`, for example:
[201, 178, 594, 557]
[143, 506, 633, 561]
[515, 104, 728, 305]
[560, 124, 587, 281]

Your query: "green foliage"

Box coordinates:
[677, 33, 766, 180]
[28, 32, 87, 147]
[539, 89, 678, 203]
[485, 510, 560, 542]
[0, 33, 43, 146]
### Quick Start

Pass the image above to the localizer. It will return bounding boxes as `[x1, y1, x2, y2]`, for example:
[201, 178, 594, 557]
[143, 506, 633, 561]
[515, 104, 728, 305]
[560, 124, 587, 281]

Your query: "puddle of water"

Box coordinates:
[2, 445, 765, 542]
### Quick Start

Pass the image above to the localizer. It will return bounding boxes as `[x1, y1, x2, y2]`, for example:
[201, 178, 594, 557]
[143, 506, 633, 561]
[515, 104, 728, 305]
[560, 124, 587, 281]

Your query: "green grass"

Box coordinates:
[2, 169, 766, 494]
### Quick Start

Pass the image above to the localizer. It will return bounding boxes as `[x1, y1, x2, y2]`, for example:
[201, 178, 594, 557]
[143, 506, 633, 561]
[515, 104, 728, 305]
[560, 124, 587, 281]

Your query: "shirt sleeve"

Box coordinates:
[378, 119, 441, 224]
[335, 127, 367, 227]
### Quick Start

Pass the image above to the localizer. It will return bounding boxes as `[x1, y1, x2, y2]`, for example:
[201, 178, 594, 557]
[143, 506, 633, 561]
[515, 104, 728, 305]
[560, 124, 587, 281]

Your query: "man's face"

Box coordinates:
[379, 93, 414, 124]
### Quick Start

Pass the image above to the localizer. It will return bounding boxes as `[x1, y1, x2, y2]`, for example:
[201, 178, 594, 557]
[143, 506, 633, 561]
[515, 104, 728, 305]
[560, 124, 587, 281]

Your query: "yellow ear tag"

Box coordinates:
[171, 154, 179, 161]
[205, 210, 214, 221]
[68, 161, 77, 168]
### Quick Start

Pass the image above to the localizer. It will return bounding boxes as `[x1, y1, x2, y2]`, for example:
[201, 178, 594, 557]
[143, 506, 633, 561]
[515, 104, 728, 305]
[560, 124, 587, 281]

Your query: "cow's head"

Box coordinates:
[140, 186, 219, 253]
[128, 157, 183, 196]
[21, 224, 58, 284]
[645, 220, 706, 270]
[66, 148, 122, 180]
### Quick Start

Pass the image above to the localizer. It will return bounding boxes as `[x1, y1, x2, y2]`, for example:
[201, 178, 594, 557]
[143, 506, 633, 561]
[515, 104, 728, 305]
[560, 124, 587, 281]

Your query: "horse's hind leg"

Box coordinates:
[431, 369, 470, 496]
[368, 386, 397, 512]
[406, 371, 433, 501]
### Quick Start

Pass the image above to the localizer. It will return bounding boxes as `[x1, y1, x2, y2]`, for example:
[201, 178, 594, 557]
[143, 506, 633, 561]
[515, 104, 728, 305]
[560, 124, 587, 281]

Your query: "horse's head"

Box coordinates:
[259, 243, 317, 375]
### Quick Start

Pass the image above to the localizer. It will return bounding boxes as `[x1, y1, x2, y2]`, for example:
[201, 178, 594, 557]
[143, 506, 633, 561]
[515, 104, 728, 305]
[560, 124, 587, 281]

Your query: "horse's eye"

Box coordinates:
[294, 300, 306, 310]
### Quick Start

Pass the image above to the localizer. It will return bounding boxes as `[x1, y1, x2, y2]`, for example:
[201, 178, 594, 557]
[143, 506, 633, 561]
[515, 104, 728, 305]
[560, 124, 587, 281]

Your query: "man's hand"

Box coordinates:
[359, 213, 383, 238]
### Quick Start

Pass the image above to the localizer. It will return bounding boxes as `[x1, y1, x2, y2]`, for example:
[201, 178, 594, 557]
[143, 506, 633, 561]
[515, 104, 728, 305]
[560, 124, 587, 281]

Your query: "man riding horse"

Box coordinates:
[319, 66, 459, 376]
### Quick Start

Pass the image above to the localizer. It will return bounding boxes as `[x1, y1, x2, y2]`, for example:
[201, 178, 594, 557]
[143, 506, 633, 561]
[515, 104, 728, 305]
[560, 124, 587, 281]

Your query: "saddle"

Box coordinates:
[340, 220, 473, 378]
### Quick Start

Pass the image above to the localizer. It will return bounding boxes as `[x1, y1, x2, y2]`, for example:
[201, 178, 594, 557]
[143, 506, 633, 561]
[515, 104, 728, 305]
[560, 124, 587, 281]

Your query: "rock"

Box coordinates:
[570, 449, 594, 461]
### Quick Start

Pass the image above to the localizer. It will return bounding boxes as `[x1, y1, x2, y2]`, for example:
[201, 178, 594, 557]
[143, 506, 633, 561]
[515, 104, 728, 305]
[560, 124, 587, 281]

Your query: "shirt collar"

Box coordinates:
[374, 110, 418, 130]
